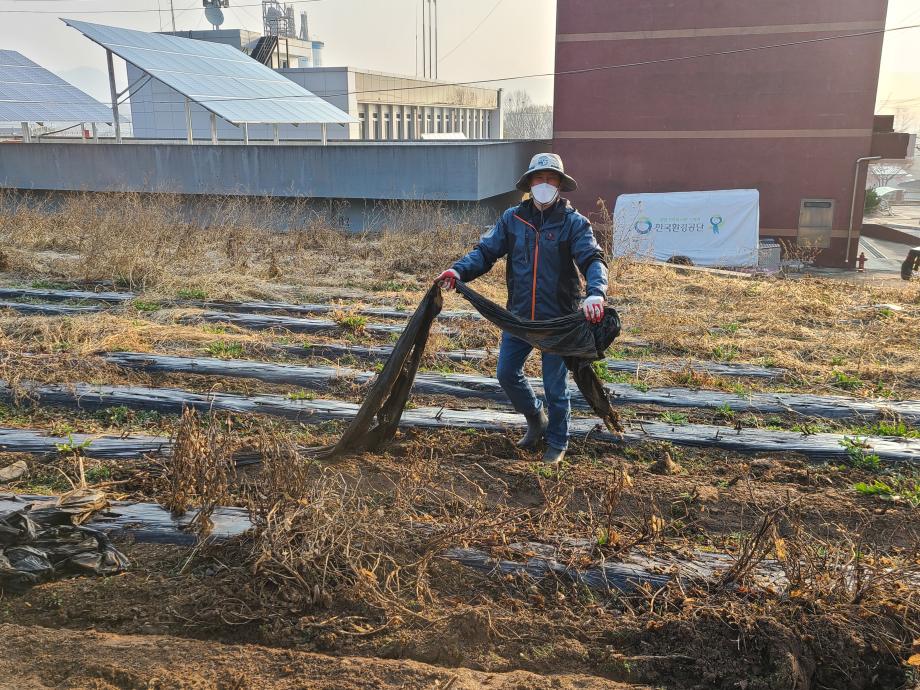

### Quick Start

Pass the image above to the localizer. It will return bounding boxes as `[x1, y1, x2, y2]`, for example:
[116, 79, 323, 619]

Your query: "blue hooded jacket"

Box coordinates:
[451, 198, 609, 320]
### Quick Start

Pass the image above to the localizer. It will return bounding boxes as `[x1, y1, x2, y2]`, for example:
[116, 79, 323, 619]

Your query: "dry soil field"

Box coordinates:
[0, 193, 918, 690]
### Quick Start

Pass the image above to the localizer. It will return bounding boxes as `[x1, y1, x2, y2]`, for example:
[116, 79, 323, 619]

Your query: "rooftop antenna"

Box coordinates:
[284, 5, 296, 37]
[203, 0, 229, 30]
[263, 1, 295, 38]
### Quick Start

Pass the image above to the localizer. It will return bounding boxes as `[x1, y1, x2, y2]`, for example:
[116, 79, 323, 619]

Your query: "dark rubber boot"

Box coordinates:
[516, 409, 548, 449]
[542, 446, 566, 465]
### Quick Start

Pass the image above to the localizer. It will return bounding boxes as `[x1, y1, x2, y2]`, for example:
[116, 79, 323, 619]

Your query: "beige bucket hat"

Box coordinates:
[515, 152, 578, 193]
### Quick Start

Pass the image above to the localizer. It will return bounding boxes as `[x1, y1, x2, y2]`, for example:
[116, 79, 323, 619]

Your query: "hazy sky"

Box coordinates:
[0, 0, 917, 122]
[878, 0, 920, 127]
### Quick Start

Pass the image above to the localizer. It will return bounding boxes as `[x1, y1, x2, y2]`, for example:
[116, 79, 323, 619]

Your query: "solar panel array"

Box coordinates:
[0, 49, 113, 123]
[64, 19, 356, 125]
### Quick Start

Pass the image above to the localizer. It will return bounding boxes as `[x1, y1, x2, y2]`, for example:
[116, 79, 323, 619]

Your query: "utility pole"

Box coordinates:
[170, 0, 177, 31]
[433, 0, 438, 80]
[421, 0, 438, 80]
[421, 0, 427, 78]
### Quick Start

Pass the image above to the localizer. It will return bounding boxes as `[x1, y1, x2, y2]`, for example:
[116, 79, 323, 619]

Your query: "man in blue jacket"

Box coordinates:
[437, 153, 609, 464]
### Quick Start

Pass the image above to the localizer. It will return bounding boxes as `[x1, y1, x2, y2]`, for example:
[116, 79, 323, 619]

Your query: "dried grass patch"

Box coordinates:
[0, 192, 363, 300]
[1, 191, 918, 393]
[0, 311, 271, 357]
[611, 261, 920, 394]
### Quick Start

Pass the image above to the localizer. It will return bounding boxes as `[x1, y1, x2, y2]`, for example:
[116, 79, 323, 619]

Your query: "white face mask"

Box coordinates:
[531, 182, 559, 205]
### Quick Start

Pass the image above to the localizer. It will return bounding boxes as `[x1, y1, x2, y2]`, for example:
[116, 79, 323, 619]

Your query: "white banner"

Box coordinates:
[612, 189, 761, 267]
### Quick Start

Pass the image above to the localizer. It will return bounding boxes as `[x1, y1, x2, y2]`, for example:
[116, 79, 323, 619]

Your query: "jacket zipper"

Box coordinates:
[513, 213, 540, 319]
[531, 206, 548, 320]
[531, 230, 540, 320]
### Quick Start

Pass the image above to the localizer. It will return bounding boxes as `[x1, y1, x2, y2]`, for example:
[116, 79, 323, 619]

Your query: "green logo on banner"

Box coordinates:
[634, 217, 653, 235]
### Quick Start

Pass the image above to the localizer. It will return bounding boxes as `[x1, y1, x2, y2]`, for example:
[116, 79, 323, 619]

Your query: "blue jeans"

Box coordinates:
[496, 333, 571, 450]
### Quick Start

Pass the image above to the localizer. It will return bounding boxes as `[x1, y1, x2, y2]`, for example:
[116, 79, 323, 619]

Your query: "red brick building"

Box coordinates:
[553, 0, 909, 267]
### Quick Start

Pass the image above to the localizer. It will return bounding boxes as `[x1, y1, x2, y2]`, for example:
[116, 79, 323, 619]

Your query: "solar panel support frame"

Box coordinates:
[185, 98, 194, 145]
[105, 49, 122, 144]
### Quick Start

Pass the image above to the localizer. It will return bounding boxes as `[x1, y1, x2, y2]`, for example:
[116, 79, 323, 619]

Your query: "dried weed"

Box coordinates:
[161, 408, 237, 535]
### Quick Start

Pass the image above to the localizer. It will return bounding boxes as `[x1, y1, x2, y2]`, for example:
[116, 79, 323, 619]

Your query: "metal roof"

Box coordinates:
[873, 186, 902, 197]
[63, 19, 356, 125]
[0, 49, 113, 123]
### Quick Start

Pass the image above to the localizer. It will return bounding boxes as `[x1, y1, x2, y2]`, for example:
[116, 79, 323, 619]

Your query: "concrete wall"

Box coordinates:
[553, 0, 889, 267]
[0, 140, 544, 203]
[861, 223, 920, 247]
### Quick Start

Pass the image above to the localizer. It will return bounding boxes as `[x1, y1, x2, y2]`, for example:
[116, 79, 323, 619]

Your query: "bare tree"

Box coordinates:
[869, 162, 911, 187]
[503, 89, 553, 140]
[892, 107, 918, 137]
[892, 109, 920, 161]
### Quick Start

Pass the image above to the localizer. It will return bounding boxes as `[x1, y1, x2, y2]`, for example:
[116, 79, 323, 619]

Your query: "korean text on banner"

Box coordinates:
[612, 189, 760, 267]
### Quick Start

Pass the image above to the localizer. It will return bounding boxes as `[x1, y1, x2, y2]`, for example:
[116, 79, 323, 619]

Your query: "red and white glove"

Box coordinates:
[436, 269, 460, 291]
[582, 295, 605, 323]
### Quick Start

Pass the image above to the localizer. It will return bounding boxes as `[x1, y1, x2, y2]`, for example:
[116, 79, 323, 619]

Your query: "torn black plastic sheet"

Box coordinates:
[1, 492, 130, 592]
[3, 382, 917, 463]
[0, 287, 480, 321]
[281, 342, 788, 380]
[0, 494, 251, 547]
[0, 301, 103, 316]
[0, 287, 133, 304]
[0, 428, 170, 459]
[102, 352, 920, 423]
[314, 282, 624, 457]
[0, 427, 266, 467]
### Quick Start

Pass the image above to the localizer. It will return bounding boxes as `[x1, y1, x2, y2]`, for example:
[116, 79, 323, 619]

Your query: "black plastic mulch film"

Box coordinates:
[323, 281, 622, 458]
[0, 491, 130, 592]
